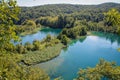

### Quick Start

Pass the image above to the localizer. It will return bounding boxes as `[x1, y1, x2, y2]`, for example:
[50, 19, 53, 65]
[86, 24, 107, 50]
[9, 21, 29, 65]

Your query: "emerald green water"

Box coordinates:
[21, 29, 120, 80]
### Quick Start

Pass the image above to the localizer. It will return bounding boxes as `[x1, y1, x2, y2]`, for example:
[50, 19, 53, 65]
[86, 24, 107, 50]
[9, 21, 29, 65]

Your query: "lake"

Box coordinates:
[20, 27, 61, 44]
[21, 29, 120, 80]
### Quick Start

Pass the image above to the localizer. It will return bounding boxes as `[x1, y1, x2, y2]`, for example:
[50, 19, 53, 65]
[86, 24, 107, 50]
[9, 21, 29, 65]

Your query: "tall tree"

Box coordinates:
[104, 8, 120, 34]
[0, 0, 20, 51]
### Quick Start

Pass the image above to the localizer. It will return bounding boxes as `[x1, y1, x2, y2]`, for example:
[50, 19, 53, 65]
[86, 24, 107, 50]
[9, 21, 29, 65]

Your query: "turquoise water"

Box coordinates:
[21, 29, 120, 80]
[35, 32, 120, 80]
[20, 28, 61, 44]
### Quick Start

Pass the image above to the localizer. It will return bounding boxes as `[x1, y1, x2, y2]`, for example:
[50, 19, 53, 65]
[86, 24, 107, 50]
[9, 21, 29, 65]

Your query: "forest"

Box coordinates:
[16, 3, 120, 35]
[0, 0, 120, 80]
[18, 3, 120, 24]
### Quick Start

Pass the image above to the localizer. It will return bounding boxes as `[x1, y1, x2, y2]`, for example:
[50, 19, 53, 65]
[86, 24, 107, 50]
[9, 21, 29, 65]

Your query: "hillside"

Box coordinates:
[18, 3, 120, 24]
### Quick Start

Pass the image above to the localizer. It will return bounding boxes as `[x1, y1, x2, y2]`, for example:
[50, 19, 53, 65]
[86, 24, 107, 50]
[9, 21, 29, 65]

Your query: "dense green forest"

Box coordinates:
[0, 0, 120, 80]
[15, 3, 120, 35]
[18, 3, 120, 24]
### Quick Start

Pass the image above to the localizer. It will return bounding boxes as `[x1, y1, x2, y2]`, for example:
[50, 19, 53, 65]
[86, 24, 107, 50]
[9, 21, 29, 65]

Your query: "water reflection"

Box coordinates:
[41, 27, 61, 34]
[91, 31, 120, 45]
[69, 36, 87, 46]
[64, 36, 87, 51]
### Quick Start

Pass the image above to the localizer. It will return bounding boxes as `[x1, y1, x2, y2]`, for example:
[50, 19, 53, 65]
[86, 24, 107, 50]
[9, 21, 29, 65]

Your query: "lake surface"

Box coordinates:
[20, 28, 61, 44]
[21, 29, 120, 80]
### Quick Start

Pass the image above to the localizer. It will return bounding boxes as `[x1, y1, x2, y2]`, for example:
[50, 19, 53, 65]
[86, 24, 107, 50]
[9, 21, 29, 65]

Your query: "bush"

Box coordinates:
[24, 42, 33, 51]
[58, 34, 70, 45]
[16, 44, 26, 54]
[76, 59, 120, 80]
[33, 40, 41, 50]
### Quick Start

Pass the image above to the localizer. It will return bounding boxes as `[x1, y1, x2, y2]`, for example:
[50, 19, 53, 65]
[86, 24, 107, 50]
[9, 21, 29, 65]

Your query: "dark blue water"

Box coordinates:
[33, 32, 120, 80]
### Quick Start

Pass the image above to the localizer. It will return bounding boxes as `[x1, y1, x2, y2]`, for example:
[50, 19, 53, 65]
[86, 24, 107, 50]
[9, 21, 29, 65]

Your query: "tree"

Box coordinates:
[0, 0, 20, 51]
[0, 1, 50, 80]
[57, 15, 65, 28]
[44, 34, 52, 42]
[33, 40, 41, 50]
[58, 35, 70, 45]
[0, 54, 50, 80]
[24, 42, 33, 51]
[76, 59, 120, 80]
[16, 44, 26, 54]
[22, 20, 36, 31]
[104, 8, 120, 34]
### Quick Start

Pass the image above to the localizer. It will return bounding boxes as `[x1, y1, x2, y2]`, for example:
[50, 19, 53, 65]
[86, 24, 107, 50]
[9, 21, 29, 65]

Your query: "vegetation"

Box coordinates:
[0, 53, 50, 80]
[1, 0, 120, 80]
[14, 34, 64, 65]
[17, 3, 120, 24]
[36, 15, 75, 28]
[15, 3, 120, 37]
[76, 59, 120, 80]
[16, 3, 120, 35]
[15, 35, 62, 52]
[104, 9, 120, 52]
[23, 43, 63, 65]
[58, 34, 70, 45]
[57, 25, 87, 45]
[0, 1, 50, 80]
[35, 14, 119, 34]
[16, 20, 41, 36]
[0, 0, 20, 51]
[104, 8, 120, 34]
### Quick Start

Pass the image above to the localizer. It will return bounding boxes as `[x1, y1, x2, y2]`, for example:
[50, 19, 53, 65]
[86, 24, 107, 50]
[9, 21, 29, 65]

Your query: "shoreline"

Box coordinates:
[21, 43, 64, 66]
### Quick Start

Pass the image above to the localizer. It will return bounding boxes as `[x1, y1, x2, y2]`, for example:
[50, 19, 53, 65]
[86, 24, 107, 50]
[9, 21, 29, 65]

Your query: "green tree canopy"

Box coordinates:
[104, 8, 120, 34]
[0, 0, 20, 51]
[76, 59, 120, 80]
[22, 20, 36, 28]
[104, 8, 120, 26]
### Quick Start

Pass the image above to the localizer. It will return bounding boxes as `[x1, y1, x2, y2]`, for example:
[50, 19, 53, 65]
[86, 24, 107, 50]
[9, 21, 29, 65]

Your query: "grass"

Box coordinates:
[22, 43, 64, 65]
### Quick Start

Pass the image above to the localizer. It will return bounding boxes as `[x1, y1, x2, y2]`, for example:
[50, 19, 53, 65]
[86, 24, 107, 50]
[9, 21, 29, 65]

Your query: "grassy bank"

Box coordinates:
[22, 43, 64, 65]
